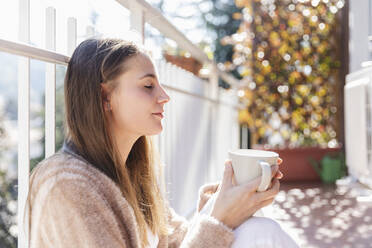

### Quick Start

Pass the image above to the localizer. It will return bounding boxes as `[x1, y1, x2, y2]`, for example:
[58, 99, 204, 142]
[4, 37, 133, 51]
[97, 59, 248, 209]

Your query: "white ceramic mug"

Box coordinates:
[228, 149, 279, 192]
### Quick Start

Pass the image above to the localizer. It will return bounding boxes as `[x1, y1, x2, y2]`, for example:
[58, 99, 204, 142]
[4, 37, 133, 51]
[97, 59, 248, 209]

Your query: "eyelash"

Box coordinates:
[144, 85, 153, 89]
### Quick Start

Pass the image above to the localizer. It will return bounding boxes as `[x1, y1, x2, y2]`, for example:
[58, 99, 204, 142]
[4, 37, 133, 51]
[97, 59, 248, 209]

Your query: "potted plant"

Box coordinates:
[252, 144, 343, 182]
[163, 53, 202, 76]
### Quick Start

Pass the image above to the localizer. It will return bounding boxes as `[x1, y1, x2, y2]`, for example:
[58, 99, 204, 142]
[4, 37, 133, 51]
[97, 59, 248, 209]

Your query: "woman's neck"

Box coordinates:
[113, 131, 140, 165]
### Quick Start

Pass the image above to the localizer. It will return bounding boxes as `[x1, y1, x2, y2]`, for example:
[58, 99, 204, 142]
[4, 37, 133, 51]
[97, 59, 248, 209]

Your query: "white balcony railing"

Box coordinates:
[0, 0, 244, 247]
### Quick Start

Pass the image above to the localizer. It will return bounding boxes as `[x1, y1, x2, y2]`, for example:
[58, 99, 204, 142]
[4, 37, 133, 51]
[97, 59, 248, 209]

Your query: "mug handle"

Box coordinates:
[257, 161, 272, 192]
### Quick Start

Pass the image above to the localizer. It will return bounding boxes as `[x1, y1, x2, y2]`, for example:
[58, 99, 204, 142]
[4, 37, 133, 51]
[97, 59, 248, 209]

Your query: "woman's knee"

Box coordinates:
[234, 217, 281, 236]
[232, 217, 298, 248]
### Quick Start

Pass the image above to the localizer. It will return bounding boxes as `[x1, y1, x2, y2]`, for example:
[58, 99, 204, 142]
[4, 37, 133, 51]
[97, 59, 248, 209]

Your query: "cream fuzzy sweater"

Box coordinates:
[28, 141, 235, 248]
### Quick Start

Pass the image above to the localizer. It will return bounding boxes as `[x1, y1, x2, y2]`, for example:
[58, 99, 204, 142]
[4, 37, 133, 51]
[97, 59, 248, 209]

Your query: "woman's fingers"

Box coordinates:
[259, 197, 275, 209]
[277, 157, 283, 165]
[256, 178, 280, 201]
[220, 158, 282, 199]
[237, 165, 280, 194]
[200, 192, 213, 201]
[274, 170, 283, 179]
[220, 160, 234, 192]
[248, 195, 276, 215]
[271, 164, 279, 178]
[200, 182, 220, 195]
[207, 183, 219, 194]
[238, 175, 262, 193]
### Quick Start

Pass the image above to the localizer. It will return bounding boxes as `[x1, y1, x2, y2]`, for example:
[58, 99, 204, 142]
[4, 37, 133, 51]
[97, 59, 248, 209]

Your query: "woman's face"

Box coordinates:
[102, 53, 170, 137]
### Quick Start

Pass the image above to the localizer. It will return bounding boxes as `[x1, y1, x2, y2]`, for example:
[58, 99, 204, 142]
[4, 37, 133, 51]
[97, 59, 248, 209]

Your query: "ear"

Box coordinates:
[100, 83, 112, 111]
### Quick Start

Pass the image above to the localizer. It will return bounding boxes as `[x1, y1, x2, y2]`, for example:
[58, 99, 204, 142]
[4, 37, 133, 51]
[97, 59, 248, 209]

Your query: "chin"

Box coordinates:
[154, 125, 163, 134]
[145, 125, 163, 136]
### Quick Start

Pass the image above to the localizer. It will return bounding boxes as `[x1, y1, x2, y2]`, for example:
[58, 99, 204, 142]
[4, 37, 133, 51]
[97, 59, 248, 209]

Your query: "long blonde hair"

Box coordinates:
[26, 38, 170, 248]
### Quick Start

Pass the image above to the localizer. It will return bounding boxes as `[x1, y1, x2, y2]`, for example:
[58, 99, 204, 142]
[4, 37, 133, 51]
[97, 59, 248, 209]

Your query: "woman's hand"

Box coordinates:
[210, 158, 283, 230]
[197, 158, 283, 213]
[197, 182, 220, 212]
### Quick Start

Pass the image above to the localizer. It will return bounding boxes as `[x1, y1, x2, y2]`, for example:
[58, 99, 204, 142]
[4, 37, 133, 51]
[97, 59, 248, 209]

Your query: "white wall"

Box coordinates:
[349, 0, 371, 73]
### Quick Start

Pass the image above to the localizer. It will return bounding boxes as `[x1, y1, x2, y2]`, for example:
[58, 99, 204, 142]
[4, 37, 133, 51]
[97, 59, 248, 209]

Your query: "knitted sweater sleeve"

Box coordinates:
[165, 202, 235, 248]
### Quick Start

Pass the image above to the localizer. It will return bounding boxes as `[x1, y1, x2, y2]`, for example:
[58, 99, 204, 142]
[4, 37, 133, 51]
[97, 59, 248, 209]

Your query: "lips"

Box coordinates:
[152, 112, 164, 118]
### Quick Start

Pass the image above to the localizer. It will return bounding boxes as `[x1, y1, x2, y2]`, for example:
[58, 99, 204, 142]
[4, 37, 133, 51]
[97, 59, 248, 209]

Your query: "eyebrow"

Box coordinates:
[139, 73, 156, 80]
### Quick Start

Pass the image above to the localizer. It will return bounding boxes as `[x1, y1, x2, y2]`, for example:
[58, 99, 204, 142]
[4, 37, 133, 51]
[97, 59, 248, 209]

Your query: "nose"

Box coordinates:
[157, 86, 170, 104]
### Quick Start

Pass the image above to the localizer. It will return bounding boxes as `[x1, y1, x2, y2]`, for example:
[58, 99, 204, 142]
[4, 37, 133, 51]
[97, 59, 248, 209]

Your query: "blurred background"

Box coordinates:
[0, 0, 372, 247]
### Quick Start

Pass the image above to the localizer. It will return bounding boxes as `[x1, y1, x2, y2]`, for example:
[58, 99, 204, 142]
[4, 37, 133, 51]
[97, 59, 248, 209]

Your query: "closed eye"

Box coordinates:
[145, 85, 153, 89]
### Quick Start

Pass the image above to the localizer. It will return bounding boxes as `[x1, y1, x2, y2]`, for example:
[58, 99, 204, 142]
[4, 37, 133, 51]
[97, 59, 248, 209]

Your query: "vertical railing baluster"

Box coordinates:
[45, 7, 56, 157]
[86, 25, 95, 38]
[67, 17, 77, 56]
[17, 0, 30, 247]
[129, 1, 144, 44]
[208, 64, 219, 182]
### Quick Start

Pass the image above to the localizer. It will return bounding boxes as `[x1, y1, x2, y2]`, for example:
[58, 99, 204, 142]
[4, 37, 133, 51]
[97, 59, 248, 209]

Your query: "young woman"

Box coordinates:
[25, 38, 297, 248]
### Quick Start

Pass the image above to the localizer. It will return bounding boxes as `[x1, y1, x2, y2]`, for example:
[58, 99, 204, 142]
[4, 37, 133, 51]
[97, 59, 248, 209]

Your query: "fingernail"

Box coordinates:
[277, 171, 283, 179]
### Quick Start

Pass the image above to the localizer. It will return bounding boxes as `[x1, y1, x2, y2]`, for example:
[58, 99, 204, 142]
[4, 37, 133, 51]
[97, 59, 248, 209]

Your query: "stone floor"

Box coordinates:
[262, 180, 372, 248]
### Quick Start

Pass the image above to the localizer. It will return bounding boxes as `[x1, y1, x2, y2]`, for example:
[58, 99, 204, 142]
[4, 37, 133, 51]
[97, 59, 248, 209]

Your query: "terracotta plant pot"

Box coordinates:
[252, 145, 343, 182]
[163, 53, 202, 76]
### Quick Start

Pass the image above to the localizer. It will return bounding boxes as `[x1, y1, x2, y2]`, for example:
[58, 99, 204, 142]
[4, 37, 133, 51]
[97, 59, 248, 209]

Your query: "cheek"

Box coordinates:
[114, 90, 153, 126]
